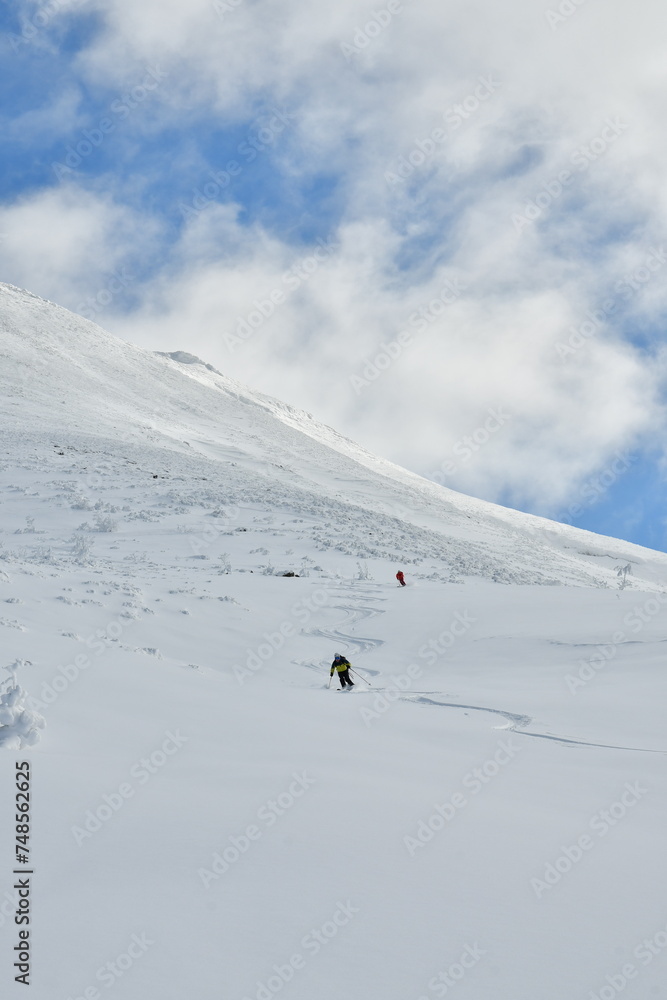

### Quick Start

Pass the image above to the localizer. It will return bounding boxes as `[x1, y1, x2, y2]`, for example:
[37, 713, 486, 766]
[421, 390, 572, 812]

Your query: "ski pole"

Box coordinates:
[350, 668, 371, 686]
[327, 674, 333, 689]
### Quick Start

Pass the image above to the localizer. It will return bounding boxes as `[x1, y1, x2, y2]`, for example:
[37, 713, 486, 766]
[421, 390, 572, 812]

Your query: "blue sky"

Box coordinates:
[1, 0, 667, 551]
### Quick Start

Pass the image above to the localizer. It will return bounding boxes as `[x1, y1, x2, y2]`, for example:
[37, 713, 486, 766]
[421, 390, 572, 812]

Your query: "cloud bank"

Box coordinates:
[2, 0, 667, 534]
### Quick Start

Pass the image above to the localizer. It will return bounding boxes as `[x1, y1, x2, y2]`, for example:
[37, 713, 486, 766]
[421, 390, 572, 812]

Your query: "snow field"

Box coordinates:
[1, 283, 667, 997]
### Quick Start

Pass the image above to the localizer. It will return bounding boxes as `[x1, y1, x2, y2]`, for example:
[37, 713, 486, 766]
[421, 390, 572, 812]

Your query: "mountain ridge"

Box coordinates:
[1, 280, 665, 590]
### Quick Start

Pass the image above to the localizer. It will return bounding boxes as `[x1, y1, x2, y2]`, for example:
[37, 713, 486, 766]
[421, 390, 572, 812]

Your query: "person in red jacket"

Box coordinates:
[396, 571, 406, 587]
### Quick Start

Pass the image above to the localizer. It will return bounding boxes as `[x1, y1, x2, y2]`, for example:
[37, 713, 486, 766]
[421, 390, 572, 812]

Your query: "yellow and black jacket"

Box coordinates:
[330, 657, 351, 675]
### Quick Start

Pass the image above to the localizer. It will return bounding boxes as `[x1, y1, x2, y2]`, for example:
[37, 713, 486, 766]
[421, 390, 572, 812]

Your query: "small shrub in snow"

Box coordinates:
[14, 517, 38, 534]
[125, 510, 160, 522]
[300, 556, 314, 577]
[10, 544, 59, 566]
[123, 551, 149, 564]
[71, 495, 94, 510]
[70, 534, 94, 566]
[94, 514, 118, 532]
[93, 500, 119, 513]
[210, 507, 230, 518]
[355, 560, 373, 580]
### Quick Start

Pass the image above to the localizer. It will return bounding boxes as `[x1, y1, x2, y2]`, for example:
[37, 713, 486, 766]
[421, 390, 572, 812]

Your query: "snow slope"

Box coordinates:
[0, 282, 666, 1000]
[2, 280, 667, 591]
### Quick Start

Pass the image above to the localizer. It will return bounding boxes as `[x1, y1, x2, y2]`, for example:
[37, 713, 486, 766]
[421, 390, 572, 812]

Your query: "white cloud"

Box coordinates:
[5, 88, 85, 145]
[0, 186, 160, 309]
[3, 0, 667, 515]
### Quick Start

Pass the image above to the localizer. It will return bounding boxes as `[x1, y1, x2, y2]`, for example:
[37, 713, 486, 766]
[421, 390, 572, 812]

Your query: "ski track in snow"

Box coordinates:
[403, 695, 667, 755]
[298, 583, 387, 662]
[322, 586, 667, 755]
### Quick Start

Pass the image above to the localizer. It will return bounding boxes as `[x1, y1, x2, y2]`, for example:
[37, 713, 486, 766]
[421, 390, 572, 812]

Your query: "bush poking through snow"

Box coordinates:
[70, 533, 94, 566]
[355, 560, 373, 580]
[616, 563, 632, 590]
[14, 517, 38, 534]
[0, 663, 45, 750]
[94, 514, 118, 532]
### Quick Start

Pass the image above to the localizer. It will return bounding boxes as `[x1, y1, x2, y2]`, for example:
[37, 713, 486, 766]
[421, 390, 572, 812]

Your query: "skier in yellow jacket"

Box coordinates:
[330, 653, 354, 689]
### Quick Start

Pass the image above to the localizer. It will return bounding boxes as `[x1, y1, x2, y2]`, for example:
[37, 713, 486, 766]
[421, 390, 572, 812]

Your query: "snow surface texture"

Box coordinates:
[0, 281, 666, 999]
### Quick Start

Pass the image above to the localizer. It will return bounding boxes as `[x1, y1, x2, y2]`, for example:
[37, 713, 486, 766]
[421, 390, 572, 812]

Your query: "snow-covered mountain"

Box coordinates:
[1, 282, 666, 1000]
[2, 281, 666, 591]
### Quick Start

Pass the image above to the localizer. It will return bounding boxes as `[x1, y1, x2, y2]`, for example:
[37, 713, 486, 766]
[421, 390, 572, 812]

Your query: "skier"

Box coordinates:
[396, 570, 406, 587]
[330, 653, 354, 689]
